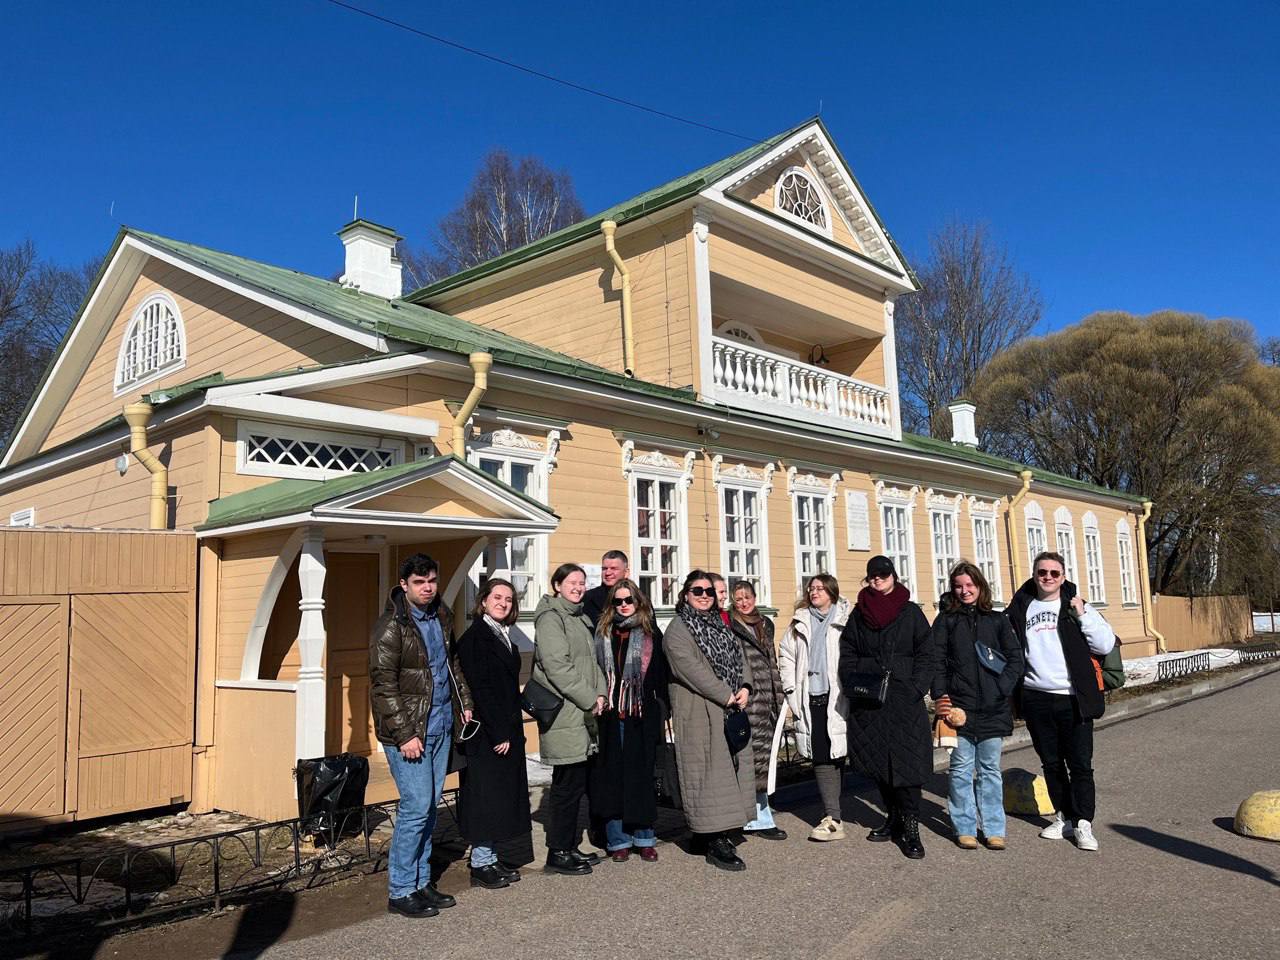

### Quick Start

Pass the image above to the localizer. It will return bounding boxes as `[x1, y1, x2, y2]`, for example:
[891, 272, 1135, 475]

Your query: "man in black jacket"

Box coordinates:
[581, 549, 631, 623]
[1008, 551, 1115, 852]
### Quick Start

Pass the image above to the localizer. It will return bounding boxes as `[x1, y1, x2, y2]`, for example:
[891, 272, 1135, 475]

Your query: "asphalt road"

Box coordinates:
[37, 670, 1280, 960]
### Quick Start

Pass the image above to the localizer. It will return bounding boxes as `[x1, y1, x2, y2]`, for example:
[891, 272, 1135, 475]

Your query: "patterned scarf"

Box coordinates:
[677, 600, 743, 690]
[595, 613, 653, 718]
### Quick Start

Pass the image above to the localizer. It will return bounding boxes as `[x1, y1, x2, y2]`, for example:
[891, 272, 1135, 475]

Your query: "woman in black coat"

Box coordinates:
[837, 555, 937, 860]
[930, 561, 1024, 851]
[586, 578, 668, 862]
[455, 578, 531, 889]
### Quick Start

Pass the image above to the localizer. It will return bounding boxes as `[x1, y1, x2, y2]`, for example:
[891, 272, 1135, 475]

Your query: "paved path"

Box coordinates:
[36, 671, 1280, 960]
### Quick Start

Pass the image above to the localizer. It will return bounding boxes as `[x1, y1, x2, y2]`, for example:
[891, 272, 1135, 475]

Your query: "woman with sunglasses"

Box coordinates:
[663, 570, 755, 870]
[455, 578, 531, 889]
[838, 555, 936, 859]
[729, 580, 787, 840]
[587, 579, 668, 862]
[930, 561, 1023, 851]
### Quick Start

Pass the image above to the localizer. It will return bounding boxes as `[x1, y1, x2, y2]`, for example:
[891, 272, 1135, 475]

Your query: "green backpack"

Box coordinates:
[1095, 644, 1125, 691]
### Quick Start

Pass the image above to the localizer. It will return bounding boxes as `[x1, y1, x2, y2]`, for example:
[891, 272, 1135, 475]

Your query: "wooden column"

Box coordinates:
[295, 528, 327, 762]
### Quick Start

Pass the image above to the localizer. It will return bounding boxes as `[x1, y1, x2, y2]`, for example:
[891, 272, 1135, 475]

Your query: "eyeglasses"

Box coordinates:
[687, 586, 715, 597]
[1034, 569, 1063, 579]
[612, 595, 636, 607]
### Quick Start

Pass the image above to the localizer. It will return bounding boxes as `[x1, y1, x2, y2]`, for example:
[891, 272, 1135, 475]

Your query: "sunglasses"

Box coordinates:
[687, 586, 715, 597]
[868, 573, 893, 582]
[612, 595, 636, 607]
[1035, 569, 1063, 579]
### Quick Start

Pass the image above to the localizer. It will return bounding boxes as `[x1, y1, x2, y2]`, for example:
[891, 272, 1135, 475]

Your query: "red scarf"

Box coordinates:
[856, 583, 911, 629]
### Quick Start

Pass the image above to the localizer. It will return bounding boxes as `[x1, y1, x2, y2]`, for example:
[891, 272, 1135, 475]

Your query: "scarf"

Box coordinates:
[594, 612, 653, 719]
[483, 614, 512, 651]
[677, 600, 743, 690]
[856, 582, 911, 630]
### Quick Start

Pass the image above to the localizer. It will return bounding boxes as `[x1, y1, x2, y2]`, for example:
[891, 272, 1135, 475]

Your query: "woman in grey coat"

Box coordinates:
[664, 570, 755, 871]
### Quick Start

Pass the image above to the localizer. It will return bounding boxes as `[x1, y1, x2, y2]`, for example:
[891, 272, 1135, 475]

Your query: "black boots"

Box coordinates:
[867, 809, 900, 842]
[705, 835, 746, 871]
[900, 814, 925, 859]
[387, 891, 439, 918]
[545, 849, 592, 875]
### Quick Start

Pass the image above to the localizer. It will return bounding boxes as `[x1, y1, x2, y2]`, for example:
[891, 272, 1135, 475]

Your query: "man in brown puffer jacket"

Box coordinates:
[370, 553, 473, 918]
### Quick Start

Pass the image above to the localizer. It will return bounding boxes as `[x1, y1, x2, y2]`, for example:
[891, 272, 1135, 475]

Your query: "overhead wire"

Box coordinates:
[320, 0, 758, 143]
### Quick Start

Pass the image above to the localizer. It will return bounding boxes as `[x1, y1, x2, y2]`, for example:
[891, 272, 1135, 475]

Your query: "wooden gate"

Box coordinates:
[0, 529, 196, 831]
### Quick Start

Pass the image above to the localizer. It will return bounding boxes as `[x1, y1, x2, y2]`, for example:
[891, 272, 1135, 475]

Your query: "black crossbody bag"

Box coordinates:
[845, 621, 898, 710]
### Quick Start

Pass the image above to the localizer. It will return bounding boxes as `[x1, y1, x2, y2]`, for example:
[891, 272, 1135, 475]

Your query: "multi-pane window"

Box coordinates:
[794, 493, 832, 580]
[881, 503, 914, 591]
[1026, 521, 1047, 569]
[1084, 525, 1106, 603]
[635, 476, 682, 607]
[930, 509, 959, 602]
[972, 514, 1002, 602]
[1056, 527, 1078, 583]
[722, 485, 767, 603]
[116, 293, 184, 390]
[1118, 531, 1138, 605]
[775, 168, 829, 232]
[476, 455, 542, 609]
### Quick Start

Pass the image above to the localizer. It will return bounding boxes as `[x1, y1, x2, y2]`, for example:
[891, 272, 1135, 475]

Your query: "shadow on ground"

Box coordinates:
[1111, 823, 1279, 888]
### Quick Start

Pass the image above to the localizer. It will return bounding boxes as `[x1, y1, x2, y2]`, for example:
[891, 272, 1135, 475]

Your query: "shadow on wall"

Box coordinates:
[1111, 823, 1280, 888]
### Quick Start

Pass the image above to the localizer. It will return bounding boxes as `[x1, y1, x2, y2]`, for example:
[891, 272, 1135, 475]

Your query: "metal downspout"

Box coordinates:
[452, 352, 494, 454]
[1007, 469, 1034, 587]
[600, 220, 636, 378]
[1137, 500, 1166, 653]
[123, 402, 169, 530]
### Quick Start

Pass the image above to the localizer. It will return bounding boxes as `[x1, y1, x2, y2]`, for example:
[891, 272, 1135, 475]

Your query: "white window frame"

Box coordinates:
[236, 419, 402, 481]
[788, 467, 838, 584]
[1054, 506, 1080, 584]
[712, 456, 774, 606]
[1117, 518, 1138, 606]
[1082, 512, 1106, 604]
[927, 489, 962, 605]
[875, 481, 918, 593]
[8, 507, 35, 527]
[623, 441, 694, 609]
[1024, 500, 1047, 570]
[114, 291, 187, 395]
[968, 496, 1004, 604]
[773, 165, 833, 238]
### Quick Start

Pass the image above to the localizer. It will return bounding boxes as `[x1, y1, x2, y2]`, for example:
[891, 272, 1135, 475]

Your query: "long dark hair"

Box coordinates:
[594, 578, 656, 638]
[679, 569, 715, 605]
[798, 573, 840, 609]
[942, 560, 994, 614]
[472, 577, 519, 625]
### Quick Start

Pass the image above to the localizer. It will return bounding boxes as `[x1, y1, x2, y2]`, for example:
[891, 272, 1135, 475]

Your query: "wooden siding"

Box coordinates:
[39, 259, 368, 453]
[216, 529, 294, 681]
[728, 150, 865, 254]
[211, 685, 298, 822]
[427, 215, 694, 389]
[1153, 595, 1254, 651]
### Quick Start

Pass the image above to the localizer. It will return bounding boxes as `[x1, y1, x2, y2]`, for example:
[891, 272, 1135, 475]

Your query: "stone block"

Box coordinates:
[1003, 768, 1055, 815]
[1234, 790, 1280, 841]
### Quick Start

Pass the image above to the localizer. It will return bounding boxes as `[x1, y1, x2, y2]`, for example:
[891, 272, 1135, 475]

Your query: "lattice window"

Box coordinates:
[775, 168, 829, 232]
[116, 293, 185, 390]
[238, 422, 401, 480]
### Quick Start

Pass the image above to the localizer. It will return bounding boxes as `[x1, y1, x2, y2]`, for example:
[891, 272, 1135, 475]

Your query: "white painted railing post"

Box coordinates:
[295, 527, 327, 763]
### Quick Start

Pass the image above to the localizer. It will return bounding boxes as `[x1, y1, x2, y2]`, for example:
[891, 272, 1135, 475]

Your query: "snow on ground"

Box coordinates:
[1123, 648, 1243, 686]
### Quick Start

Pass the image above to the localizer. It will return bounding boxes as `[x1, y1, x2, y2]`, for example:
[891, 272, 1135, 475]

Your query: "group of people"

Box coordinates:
[369, 546, 1116, 919]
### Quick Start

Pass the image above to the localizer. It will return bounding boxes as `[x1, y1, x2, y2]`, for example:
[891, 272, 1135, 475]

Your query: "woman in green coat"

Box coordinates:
[531, 562, 607, 875]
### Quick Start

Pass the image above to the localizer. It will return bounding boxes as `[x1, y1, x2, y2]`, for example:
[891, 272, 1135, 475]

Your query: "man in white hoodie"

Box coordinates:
[1007, 551, 1115, 852]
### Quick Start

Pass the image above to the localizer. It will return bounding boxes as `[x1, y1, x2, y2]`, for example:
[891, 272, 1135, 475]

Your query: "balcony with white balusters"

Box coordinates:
[710, 335, 895, 437]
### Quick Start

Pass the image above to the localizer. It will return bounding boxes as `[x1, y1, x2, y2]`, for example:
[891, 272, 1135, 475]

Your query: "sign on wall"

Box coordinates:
[846, 491, 871, 551]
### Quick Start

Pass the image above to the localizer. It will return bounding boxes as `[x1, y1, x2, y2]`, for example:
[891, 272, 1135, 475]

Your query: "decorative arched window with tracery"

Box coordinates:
[115, 292, 186, 392]
[774, 167, 830, 235]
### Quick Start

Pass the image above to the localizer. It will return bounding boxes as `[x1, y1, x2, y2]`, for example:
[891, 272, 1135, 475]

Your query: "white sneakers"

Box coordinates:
[809, 816, 846, 841]
[1039, 812, 1099, 850]
[1039, 811, 1075, 840]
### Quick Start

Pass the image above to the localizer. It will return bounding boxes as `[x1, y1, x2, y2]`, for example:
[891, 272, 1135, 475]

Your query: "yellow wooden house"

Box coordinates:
[0, 118, 1157, 822]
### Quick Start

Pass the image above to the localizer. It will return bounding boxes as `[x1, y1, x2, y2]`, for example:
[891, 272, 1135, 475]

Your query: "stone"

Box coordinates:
[1233, 790, 1280, 841]
[1003, 768, 1055, 815]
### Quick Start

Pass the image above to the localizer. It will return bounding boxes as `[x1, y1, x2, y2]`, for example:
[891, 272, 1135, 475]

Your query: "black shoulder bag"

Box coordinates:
[845, 618, 899, 710]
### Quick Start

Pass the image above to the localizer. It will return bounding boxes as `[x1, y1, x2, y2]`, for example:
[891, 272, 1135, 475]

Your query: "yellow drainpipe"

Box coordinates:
[600, 220, 636, 378]
[451, 352, 494, 454]
[1007, 469, 1034, 586]
[1136, 500, 1166, 652]
[122, 402, 169, 530]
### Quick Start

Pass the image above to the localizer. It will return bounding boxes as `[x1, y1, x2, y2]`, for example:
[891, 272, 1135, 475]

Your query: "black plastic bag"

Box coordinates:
[295, 753, 370, 846]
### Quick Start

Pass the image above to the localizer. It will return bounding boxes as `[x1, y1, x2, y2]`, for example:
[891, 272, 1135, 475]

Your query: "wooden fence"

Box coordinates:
[1151, 594, 1254, 652]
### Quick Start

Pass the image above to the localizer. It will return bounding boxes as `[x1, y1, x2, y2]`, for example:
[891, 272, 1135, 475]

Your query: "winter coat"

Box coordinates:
[662, 615, 756, 834]
[530, 594, 607, 765]
[837, 600, 936, 787]
[929, 605, 1024, 741]
[731, 616, 783, 792]
[778, 599, 852, 762]
[369, 587, 473, 748]
[1006, 578, 1108, 720]
[587, 626, 669, 828]
[454, 618, 531, 842]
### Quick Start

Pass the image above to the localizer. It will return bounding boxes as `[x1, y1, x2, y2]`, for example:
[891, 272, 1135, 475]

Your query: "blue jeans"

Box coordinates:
[470, 844, 497, 868]
[384, 734, 451, 899]
[745, 791, 777, 830]
[947, 735, 1006, 838]
[605, 819, 656, 851]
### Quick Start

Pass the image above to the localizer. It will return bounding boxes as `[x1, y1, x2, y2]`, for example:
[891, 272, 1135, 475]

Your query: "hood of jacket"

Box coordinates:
[535, 593, 585, 619]
[788, 596, 851, 639]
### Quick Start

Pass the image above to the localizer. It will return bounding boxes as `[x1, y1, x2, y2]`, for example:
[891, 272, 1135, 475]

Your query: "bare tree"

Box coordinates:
[401, 149, 585, 289]
[895, 222, 1042, 437]
[0, 240, 102, 446]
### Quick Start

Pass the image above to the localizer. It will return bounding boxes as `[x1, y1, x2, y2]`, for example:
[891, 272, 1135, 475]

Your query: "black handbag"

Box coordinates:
[520, 676, 564, 731]
[724, 708, 751, 754]
[654, 718, 682, 809]
[974, 638, 1008, 675]
[845, 622, 899, 710]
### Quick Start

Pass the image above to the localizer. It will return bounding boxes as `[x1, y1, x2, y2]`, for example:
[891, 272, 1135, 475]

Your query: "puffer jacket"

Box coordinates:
[778, 598, 851, 761]
[530, 594, 607, 765]
[731, 615, 783, 791]
[929, 605, 1024, 741]
[370, 586, 473, 747]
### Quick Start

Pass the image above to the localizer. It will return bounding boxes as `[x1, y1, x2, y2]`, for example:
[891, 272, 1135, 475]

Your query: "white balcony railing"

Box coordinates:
[711, 336, 894, 435]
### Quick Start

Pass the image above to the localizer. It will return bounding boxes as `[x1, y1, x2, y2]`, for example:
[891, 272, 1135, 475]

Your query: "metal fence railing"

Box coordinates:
[1239, 641, 1280, 664]
[1156, 651, 1212, 682]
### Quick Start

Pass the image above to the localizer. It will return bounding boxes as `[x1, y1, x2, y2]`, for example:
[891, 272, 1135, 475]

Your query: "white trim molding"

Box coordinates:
[236, 419, 403, 481]
[1024, 499, 1047, 569]
[7, 507, 35, 527]
[114, 291, 187, 396]
[1082, 510, 1106, 604]
[1054, 505, 1080, 584]
[692, 206, 715, 400]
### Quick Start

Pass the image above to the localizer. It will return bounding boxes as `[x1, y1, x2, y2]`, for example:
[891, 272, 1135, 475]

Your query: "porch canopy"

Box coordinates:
[196, 454, 558, 762]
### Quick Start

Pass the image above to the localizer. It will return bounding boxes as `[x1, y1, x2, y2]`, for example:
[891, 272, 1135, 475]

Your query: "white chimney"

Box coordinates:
[338, 219, 403, 299]
[949, 399, 979, 447]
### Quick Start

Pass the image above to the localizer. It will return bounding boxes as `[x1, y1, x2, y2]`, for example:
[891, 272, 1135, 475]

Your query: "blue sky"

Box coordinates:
[3, 1, 1277, 337]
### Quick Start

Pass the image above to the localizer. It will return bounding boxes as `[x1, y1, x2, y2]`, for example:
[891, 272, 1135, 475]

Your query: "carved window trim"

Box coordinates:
[774, 166, 832, 237]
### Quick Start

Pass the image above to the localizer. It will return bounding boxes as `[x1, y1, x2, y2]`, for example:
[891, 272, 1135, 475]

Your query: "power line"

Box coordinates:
[320, 0, 757, 143]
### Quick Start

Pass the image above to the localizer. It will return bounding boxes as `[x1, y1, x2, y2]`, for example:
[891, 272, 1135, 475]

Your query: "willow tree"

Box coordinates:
[972, 310, 1280, 598]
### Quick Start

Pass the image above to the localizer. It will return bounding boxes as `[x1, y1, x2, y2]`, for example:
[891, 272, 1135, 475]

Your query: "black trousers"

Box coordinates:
[547, 761, 588, 851]
[875, 779, 921, 817]
[1021, 688, 1096, 822]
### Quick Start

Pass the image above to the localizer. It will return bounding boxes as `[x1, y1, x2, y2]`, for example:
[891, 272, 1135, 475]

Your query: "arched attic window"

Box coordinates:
[115, 292, 186, 393]
[774, 166, 831, 236]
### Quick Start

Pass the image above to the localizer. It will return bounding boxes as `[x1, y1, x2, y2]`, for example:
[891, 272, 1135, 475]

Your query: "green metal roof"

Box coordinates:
[197, 455, 558, 531]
